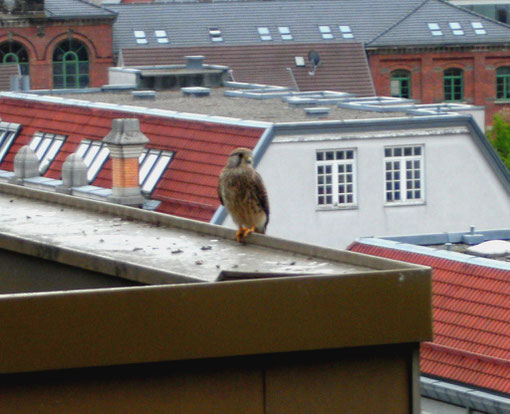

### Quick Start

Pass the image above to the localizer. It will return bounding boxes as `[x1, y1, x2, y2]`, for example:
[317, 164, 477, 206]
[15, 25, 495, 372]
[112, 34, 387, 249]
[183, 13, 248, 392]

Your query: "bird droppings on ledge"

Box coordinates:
[0, 191, 370, 283]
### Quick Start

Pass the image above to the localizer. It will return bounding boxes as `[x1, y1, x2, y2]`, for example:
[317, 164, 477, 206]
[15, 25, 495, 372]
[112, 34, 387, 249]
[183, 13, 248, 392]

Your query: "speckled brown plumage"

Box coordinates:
[218, 148, 269, 242]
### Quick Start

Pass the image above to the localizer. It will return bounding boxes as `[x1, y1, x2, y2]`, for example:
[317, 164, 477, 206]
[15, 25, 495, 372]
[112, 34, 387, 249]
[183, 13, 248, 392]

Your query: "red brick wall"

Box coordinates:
[368, 49, 510, 127]
[111, 157, 140, 189]
[0, 19, 113, 89]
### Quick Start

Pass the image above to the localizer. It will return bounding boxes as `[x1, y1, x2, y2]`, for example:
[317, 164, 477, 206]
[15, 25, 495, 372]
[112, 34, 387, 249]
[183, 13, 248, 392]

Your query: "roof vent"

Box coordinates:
[58, 153, 88, 194]
[182, 87, 211, 98]
[132, 90, 157, 100]
[9, 145, 39, 185]
[186, 56, 205, 70]
[304, 107, 330, 117]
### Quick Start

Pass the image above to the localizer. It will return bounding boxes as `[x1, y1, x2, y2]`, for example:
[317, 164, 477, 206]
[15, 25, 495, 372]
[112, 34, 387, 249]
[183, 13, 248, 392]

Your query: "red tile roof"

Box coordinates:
[0, 95, 266, 222]
[348, 241, 510, 395]
[120, 43, 375, 96]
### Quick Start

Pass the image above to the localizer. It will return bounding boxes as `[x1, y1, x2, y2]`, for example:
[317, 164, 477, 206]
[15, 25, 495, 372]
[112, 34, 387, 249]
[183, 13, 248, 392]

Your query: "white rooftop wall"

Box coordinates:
[221, 124, 510, 249]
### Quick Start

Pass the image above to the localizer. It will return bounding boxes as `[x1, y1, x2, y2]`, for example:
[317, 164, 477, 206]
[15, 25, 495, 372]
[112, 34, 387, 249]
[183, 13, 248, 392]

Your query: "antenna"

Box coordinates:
[308, 50, 321, 76]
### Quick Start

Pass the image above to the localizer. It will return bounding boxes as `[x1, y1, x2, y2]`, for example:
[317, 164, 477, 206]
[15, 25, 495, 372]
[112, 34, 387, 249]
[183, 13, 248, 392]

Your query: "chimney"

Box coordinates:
[9, 145, 39, 185]
[103, 119, 149, 207]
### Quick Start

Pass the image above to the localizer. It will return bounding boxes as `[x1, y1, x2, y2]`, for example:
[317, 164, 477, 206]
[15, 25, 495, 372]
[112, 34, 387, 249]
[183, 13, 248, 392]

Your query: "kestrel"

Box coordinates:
[218, 148, 269, 243]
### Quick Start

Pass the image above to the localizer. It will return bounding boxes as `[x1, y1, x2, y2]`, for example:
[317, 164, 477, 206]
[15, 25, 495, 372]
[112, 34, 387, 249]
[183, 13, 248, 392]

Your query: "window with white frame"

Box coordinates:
[76, 139, 110, 183]
[257, 27, 272, 41]
[449, 22, 464, 36]
[154, 30, 169, 44]
[209, 27, 223, 42]
[427, 23, 443, 36]
[0, 122, 21, 163]
[134, 30, 148, 45]
[139, 148, 174, 194]
[29, 132, 66, 174]
[316, 149, 356, 207]
[319, 25, 334, 39]
[338, 25, 354, 38]
[384, 145, 424, 204]
[278, 26, 293, 40]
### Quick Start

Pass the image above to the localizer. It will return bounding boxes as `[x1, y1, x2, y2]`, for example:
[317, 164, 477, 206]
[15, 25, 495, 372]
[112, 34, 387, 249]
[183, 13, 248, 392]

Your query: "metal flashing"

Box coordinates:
[0, 92, 272, 130]
[356, 236, 510, 271]
[421, 376, 510, 414]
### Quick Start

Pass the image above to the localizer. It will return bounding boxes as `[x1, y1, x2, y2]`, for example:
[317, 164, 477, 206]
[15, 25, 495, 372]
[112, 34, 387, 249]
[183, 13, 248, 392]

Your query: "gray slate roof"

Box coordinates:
[108, 0, 510, 53]
[368, 0, 510, 47]
[45, 0, 116, 19]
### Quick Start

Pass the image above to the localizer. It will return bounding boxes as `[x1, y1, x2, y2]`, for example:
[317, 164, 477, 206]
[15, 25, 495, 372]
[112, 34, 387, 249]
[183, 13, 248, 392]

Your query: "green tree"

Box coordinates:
[488, 110, 510, 170]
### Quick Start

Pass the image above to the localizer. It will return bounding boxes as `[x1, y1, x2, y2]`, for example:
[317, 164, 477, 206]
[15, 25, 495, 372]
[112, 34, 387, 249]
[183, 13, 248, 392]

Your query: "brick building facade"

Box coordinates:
[0, 0, 115, 90]
[368, 46, 510, 125]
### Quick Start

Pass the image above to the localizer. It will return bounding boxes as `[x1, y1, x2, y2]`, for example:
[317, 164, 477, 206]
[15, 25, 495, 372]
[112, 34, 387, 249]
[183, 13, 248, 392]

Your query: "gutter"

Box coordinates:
[421, 376, 510, 414]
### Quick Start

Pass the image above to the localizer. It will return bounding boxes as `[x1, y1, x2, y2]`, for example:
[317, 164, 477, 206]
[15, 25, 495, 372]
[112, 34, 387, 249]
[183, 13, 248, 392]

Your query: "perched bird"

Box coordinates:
[218, 148, 269, 243]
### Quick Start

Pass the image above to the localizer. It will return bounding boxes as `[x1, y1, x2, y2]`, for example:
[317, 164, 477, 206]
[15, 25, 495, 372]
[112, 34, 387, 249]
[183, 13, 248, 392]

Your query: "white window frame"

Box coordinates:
[384, 145, 424, 205]
[0, 122, 20, 163]
[134, 30, 148, 45]
[471, 22, 487, 35]
[449, 22, 464, 36]
[319, 25, 334, 39]
[154, 30, 169, 44]
[257, 27, 272, 41]
[209, 28, 223, 42]
[316, 149, 357, 209]
[278, 26, 293, 40]
[29, 132, 66, 174]
[427, 23, 443, 36]
[76, 139, 110, 183]
[339, 25, 354, 39]
[139, 148, 174, 194]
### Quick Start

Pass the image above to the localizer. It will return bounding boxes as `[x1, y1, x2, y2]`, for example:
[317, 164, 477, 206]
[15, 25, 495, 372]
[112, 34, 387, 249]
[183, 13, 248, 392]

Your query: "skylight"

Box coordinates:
[427, 23, 443, 36]
[339, 25, 354, 39]
[0, 122, 20, 163]
[209, 28, 223, 42]
[257, 27, 272, 41]
[139, 149, 174, 194]
[449, 22, 464, 36]
[134, 30, 148, 45]
[471, 22, 487, 35]
[76, 139, 110, 183]
[29, 132, 66, 174]
[278, 26, 293, 40]
[319, 25, 334, 39]
[154, 30, 169, 44]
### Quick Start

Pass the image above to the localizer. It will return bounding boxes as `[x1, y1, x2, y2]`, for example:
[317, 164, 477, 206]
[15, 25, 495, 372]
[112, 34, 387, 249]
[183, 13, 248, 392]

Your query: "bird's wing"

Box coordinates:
[217, 180, 225, 205]
[254, 171, 270, 224]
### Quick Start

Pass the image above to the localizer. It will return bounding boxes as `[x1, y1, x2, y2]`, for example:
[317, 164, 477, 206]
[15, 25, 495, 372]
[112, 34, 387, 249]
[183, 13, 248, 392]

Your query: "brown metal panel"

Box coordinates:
[0, 269, 432, 374]
[0, 363, 264, 414]
[265, 347, 413, 414]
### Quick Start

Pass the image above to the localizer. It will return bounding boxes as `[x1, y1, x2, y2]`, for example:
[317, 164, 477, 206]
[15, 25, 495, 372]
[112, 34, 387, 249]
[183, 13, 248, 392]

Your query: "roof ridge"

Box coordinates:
[434, 0, 510, 29]
[367, 0, 430, 45]
[423, 341, 510, 368]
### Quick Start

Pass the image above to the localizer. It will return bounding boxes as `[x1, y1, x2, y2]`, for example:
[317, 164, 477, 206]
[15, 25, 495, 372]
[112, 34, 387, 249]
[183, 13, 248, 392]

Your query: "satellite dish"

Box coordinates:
[308, 50, 321, 76]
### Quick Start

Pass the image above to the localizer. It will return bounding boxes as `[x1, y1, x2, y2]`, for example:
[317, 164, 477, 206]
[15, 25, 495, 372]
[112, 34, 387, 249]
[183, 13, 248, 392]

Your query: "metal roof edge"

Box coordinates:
[355, 237, 510, 271]
[465, 116, 510, 194]
[273, 112, 472, 135]
[211, 124, 275, 226]
[421, 376, 510, 413]
[0, 92, 272, 130]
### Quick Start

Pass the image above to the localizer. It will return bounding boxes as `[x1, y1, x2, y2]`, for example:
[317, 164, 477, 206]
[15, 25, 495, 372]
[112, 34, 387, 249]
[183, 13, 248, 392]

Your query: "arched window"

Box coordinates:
[390, 69, 411, 99]
[53, 39, 89, 89]
[0, 41, 29, 75]
[443, 68, 463, 102]
[496, 66, 510, 100]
